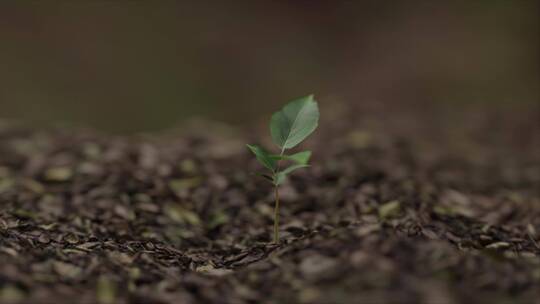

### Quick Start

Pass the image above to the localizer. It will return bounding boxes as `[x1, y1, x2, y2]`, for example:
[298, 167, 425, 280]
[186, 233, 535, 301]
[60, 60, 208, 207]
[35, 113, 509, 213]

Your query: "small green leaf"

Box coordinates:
[271, 151, 311, 165]
[289, 151, 311, 165]
[280, 164, 309, 175]
[274, 164, 309, 185]
[274, 174, 287, 186]
[270, 95, 319, 150]
[246, 144, 276, 171]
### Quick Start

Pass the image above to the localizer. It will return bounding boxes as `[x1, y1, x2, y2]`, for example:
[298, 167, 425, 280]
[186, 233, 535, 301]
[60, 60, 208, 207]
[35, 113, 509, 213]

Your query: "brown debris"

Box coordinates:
[0, 104, 539, 303]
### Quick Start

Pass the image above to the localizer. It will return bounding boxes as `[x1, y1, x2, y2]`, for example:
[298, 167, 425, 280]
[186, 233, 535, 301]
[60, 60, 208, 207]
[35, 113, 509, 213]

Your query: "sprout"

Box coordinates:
[247, 95, 319, 243]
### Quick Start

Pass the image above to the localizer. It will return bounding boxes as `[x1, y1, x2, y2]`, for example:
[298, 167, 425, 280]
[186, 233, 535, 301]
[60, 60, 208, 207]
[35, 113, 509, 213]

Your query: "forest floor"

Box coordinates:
[1, 101, 539, 304]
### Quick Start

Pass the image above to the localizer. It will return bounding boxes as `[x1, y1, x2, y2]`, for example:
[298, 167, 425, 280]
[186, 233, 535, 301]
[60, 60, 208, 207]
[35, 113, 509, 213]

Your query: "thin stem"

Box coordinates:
[273, 185, 280, 243]
[271, 148, 286, 243]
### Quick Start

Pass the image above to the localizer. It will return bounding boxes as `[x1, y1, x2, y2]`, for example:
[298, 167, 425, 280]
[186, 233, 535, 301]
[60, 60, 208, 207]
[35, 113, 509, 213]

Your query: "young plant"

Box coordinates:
[247, 95, 319, 243]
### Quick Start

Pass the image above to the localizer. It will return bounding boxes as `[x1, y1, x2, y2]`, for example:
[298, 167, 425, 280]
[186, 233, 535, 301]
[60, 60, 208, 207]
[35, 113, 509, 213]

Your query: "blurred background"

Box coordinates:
[0, 1, 538, 133]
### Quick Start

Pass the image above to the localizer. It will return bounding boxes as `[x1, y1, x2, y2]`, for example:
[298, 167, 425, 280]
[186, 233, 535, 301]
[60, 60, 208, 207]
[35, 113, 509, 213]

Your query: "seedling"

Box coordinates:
[247, 95, 319, 243]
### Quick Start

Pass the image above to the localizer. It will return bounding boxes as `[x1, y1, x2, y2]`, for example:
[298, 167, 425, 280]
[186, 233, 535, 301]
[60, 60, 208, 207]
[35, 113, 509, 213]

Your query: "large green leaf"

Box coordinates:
[270, 151, 311, 165]
[270, 95, 319, 150]
[274, 164, 309, 185]
[246, 144, 276, 171]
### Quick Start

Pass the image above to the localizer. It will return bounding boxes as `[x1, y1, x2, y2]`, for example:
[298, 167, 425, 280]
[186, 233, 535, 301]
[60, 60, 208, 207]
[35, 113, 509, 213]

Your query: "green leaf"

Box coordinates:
[280, 164, 309, 175]
[274, 164, 309, 185]
[271, 151, 311, 165]
[274, 174, 287, 186]
[246, 144, 276, 171]
[270, 95, 319, 150]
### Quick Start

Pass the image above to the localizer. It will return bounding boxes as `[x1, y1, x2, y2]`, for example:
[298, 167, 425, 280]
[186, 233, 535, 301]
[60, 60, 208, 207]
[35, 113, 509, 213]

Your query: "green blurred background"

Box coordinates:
[1, 1, 538, 133]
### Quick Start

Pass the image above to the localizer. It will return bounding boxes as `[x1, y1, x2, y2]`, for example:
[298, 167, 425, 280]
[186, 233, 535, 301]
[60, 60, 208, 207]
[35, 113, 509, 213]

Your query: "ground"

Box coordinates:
[0, 102, 539, 304]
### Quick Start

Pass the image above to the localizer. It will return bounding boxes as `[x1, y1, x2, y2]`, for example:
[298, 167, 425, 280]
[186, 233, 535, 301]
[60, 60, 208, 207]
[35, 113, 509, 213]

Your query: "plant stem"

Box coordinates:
[273, 185, 280, 243]
[272, 148, 285, 244]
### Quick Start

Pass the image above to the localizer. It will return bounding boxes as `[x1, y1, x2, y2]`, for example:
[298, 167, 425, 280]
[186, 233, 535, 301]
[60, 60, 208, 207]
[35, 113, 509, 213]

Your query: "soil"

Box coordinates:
[0, 102, 539, 304]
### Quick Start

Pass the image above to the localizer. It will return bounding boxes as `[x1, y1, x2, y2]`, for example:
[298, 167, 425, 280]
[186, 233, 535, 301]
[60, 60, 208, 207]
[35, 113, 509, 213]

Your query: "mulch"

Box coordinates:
[0, 102, 539, 303]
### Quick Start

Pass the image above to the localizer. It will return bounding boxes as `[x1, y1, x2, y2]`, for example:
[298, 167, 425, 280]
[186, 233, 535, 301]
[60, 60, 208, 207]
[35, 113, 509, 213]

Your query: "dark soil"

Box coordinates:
[1, 102, 539, 304]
